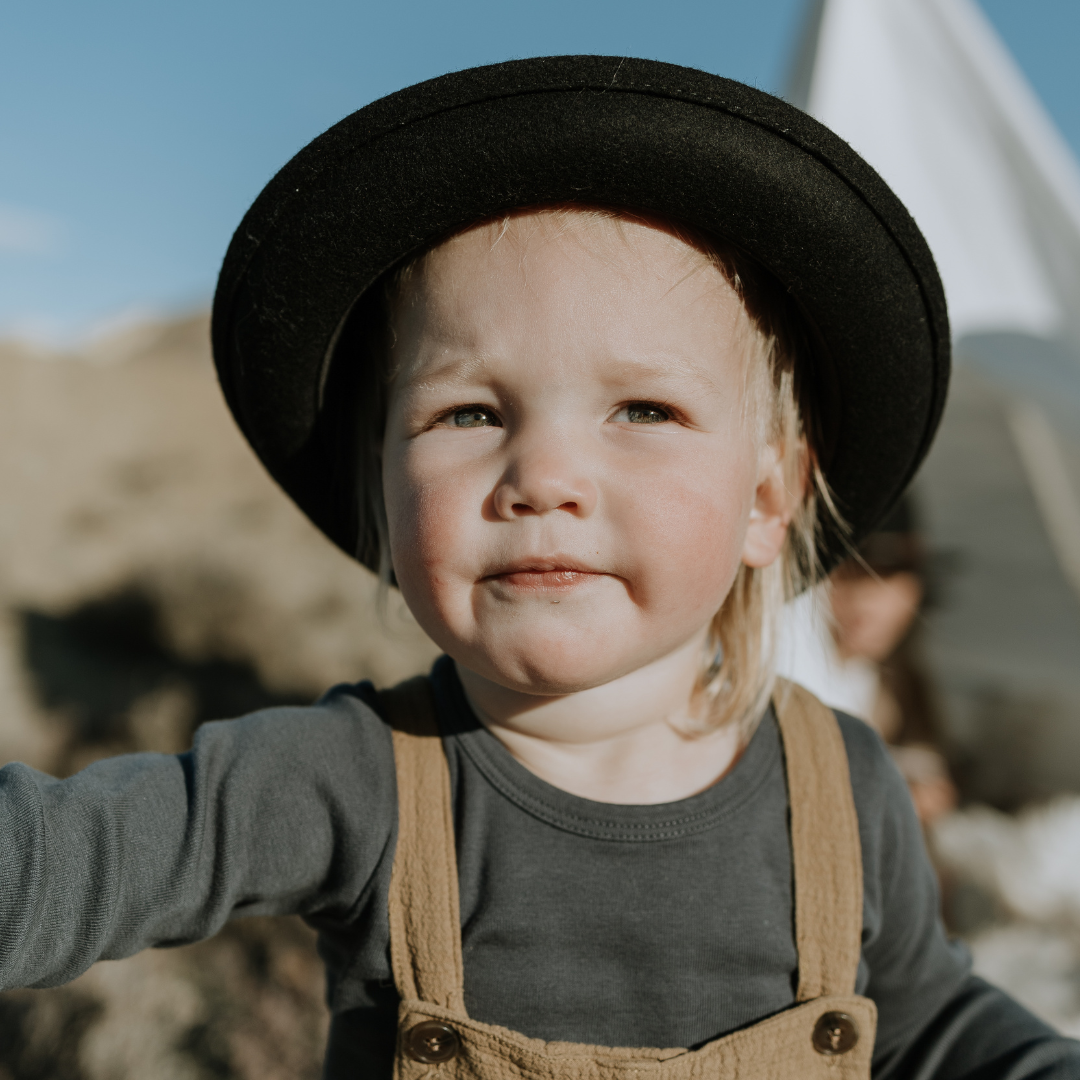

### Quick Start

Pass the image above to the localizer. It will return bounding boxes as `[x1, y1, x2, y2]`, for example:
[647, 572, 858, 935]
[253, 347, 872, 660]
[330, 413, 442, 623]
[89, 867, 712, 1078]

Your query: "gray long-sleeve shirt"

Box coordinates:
[0, 655, 1076, 1078]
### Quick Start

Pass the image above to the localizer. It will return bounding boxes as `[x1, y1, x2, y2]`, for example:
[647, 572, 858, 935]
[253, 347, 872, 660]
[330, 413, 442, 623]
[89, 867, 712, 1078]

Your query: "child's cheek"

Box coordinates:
[613, 470, 751, 625]
[605, 431, 757, 611]
[384, 449, 488, 639]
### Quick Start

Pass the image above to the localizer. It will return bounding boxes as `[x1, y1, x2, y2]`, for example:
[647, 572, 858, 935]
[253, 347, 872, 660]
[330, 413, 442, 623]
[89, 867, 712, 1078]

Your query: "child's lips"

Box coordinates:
[482, 559, 606, 592]
[492, 569, 602, 591]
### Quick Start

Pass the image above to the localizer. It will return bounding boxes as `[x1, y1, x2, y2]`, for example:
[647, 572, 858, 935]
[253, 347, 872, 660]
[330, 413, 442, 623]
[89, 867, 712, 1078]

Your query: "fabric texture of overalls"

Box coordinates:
[377, 676, 877, 1079]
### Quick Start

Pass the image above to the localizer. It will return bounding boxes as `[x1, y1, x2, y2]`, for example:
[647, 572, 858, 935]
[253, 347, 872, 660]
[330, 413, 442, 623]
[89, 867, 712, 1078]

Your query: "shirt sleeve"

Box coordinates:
[838, 715, 1080, 1079]
[885, 975, 1080, 1079]
[0, 685, 397, 990]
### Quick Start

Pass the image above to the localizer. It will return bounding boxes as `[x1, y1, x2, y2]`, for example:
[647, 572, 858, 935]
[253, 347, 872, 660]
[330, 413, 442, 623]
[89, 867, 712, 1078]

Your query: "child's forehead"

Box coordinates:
[386, 210, 756, 395]
[391, 211, 747, 351]
[415, 209, 732, 295]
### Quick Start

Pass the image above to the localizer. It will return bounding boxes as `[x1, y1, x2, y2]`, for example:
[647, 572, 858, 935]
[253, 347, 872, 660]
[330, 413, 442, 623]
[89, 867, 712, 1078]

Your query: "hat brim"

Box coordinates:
[211, 55, 949, 572]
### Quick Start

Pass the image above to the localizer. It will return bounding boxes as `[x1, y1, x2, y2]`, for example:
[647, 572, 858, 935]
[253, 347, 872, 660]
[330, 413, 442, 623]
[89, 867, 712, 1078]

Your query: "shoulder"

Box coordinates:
[833, 710, 907, 813]
[172, 681, 404, 897]
[829, 709, 931, 887]
[188, 680, 396, 790]
[829, 708, 946, 934]
[198, 679, 387, 740]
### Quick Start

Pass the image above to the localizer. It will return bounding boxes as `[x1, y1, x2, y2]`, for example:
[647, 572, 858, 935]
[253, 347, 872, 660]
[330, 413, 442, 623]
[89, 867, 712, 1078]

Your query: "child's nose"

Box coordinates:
[491, 450, 597, 519]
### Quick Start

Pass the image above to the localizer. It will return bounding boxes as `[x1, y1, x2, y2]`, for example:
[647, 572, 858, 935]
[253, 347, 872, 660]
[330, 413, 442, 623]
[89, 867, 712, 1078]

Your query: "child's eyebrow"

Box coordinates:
[402, 352, 725, 395]
[594, 356, 724, 392]
[399, 351, 493, 389]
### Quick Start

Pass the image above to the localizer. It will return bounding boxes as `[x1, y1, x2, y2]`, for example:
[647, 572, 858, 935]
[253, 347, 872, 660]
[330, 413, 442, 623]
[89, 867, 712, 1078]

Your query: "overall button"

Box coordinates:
[405, 1020, 461, 1063]
[812, 1011, 859, 1056]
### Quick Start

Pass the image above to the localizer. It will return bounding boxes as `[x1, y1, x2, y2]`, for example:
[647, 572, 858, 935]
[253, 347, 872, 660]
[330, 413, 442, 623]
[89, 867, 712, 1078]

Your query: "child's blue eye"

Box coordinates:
[450, 406, 501, 428]
[623, 403, 670, 424]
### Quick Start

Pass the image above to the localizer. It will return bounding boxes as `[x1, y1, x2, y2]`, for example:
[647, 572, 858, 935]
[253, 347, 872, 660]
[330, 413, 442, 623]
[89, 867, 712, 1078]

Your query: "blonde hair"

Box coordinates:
[354, 206, 841, 740]
[701, 298, 836, 740]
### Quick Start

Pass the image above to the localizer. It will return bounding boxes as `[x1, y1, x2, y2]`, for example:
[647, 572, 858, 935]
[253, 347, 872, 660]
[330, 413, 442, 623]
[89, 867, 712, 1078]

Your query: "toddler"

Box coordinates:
[3, 56, 1078, 1079]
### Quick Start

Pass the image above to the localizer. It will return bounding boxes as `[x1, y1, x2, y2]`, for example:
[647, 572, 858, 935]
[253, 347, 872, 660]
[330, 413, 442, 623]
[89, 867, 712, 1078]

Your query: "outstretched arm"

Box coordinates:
[0, 687, 396, 989]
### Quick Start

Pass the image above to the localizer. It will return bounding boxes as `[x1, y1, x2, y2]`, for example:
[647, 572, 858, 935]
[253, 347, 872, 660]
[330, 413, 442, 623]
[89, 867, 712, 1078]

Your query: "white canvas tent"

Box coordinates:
[782, 0, 1080, 805]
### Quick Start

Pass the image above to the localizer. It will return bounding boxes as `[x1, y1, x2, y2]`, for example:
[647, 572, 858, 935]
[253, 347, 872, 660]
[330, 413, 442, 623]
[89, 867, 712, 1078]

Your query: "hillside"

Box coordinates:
[0, 314, 437, 1079]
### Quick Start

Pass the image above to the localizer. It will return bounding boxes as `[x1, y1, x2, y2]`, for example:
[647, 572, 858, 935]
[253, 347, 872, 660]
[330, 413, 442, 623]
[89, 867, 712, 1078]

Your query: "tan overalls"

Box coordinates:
[378, 677, 877, 1079]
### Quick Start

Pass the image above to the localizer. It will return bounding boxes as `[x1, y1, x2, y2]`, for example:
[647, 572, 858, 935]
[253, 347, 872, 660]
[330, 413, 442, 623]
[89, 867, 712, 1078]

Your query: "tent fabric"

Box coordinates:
[792, 0, 1080, 350]
[785, 0, 1080, 805]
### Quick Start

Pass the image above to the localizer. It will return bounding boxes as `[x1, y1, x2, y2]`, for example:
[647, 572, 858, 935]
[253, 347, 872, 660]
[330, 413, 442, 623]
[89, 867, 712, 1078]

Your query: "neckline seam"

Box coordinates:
[431, 656, 780, 841]
[453, 724, 781, 841]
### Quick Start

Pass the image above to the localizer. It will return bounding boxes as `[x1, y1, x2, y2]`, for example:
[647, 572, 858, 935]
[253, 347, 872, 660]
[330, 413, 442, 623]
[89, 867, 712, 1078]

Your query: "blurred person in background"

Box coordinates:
[830, 499, 958, 827]
[779, 497, 958, 828]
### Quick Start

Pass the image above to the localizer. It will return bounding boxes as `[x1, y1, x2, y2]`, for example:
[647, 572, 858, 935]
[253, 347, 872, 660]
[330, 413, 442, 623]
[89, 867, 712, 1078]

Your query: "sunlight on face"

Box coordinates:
[381, 212, 770, 696]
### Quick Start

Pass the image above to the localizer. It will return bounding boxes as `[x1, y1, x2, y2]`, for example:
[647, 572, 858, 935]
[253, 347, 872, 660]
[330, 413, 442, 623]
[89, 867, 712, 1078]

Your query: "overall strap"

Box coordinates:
[379, 676, 466, 1013]
[773, 678, 864, 1001]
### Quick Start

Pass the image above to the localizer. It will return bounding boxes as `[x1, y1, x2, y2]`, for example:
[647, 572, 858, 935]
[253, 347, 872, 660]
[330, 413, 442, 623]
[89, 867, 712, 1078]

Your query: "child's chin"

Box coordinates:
[477, 635, 649, 696]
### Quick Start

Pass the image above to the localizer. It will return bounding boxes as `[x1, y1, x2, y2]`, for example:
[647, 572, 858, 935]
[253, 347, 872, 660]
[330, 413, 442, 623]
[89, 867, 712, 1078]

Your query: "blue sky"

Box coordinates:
[1, 0, 1076, 341]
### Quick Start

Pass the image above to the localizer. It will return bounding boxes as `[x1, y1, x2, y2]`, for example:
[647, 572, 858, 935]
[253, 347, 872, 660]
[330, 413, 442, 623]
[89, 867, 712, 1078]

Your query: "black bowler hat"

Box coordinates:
[211, 55, 950, 572]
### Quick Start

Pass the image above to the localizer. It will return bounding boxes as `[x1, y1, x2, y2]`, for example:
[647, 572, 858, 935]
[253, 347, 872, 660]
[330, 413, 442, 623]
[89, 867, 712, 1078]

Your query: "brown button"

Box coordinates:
[404, 1020, 461, 1064]
[812, 1011, 859, 1056]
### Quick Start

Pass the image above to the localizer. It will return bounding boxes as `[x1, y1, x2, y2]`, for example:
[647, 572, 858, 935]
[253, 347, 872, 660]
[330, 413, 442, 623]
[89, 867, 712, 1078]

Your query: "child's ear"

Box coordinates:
[741, 443, 802, 569]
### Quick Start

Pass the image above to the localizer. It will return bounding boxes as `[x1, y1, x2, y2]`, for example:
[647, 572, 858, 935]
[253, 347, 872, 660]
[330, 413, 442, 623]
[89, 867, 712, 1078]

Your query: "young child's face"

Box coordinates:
[382, 212, 788, 697]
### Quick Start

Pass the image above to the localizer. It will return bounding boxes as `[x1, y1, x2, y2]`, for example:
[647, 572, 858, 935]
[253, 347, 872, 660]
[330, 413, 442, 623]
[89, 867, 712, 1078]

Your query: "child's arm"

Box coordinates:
[838, 715, 1080, 1078]
[0, 686, 395, 989]
[881, 975, 1078, 1079]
